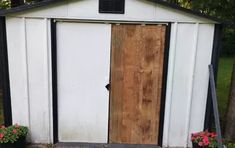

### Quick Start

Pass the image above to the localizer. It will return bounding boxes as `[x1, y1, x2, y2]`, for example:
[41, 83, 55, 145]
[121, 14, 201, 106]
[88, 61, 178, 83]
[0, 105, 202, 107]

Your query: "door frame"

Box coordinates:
[0, 17, 12, 126]
[51, 19, 171, 146]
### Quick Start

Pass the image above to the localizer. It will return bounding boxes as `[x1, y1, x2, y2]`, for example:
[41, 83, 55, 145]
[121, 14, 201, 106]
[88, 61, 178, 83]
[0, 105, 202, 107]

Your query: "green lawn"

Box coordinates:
[217, 57, 234, 128]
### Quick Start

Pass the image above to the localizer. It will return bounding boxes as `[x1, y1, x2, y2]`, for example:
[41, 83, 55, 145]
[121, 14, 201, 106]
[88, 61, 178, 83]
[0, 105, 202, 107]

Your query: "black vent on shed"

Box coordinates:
[99, 0, 125, 14]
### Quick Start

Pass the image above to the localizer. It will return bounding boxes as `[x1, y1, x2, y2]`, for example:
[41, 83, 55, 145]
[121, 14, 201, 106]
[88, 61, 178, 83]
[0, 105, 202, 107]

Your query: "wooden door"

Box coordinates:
[109, 24, 166, 144]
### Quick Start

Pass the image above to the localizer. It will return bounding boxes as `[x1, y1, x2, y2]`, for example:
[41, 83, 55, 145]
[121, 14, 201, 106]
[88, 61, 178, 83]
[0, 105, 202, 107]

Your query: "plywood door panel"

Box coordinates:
[109, 24, 166, 144]
[57, 22, 111, 143]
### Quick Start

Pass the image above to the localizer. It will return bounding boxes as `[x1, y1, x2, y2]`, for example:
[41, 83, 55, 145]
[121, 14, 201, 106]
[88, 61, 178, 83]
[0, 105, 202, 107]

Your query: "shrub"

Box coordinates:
[191, 130, 217, 147]
[0, 124, 28, 143]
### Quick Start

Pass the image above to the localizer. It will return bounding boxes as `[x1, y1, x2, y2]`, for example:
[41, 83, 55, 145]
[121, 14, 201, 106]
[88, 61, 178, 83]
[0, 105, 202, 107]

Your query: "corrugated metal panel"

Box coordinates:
[163, 23, 215, 147]
[188, 24, 215, 145]
[6, 17, 30, 128]
[6, 17, 52, 143]
[25, 18, 51, 143]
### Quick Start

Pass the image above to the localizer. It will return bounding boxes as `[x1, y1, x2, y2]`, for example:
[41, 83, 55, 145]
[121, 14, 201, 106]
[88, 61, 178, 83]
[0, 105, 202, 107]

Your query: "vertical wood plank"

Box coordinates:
[109, 24, 166, 144]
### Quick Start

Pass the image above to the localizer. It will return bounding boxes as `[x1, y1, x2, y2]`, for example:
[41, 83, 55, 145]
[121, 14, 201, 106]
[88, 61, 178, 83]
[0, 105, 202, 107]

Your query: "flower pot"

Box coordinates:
[192, 142, 203, 148]
[193, 142, 199, 148]
[0, 136, 26, 148]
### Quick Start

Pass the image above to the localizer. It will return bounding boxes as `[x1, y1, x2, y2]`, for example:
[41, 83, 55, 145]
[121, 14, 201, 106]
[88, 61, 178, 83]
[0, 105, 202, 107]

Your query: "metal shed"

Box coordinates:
[0, 0, 223, 147]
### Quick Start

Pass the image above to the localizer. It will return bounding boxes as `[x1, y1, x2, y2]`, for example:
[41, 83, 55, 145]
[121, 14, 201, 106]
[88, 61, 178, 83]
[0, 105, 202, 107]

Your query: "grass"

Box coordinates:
[217, 57, 234, 130]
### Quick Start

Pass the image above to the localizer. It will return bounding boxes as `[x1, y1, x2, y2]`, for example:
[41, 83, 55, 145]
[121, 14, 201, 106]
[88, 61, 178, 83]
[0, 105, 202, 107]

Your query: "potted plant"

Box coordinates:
[191, 130, 217, 148]
[0, 124, 28, 148]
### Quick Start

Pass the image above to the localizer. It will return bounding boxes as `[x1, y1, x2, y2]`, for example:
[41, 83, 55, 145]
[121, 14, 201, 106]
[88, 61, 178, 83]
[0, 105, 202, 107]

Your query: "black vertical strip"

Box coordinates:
[107, 25, 113, 144]
[158, 23, 171, 146]
[0, 17, 12, 126]
[204, 24, 223, 130]
[211, 24, 223, 83]
[51, 19, 58, 143]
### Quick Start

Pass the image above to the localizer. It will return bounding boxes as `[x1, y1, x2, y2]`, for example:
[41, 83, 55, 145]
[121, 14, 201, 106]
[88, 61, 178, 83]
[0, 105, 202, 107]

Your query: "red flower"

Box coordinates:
[198, 142, 203, 146]
[191, 130, 217, 147]
[12, 129, 17, 134]
[1, 125, 5, 129]
[210, 132, 217, 138]
[0, 133, 4, 139]
[203, 136, 210, 145]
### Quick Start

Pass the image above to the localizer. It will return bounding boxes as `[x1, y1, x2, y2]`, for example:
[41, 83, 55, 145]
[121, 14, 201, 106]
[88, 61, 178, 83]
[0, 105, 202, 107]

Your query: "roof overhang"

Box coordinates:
[0, 0, 231, 24]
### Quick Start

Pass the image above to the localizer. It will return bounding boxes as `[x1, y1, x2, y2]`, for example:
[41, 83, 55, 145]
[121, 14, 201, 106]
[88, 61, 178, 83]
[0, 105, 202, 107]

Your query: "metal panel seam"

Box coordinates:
[22, 17, 31, 132]
[185, 23, 199, 146]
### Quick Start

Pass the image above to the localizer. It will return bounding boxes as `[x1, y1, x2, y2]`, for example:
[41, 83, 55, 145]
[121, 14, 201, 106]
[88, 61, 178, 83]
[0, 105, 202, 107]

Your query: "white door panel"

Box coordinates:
[57, 22, 111, 143]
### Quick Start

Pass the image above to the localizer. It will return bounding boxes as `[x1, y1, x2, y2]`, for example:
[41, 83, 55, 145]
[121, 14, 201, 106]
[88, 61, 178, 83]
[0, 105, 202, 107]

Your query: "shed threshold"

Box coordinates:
[56, 142, 160, 148]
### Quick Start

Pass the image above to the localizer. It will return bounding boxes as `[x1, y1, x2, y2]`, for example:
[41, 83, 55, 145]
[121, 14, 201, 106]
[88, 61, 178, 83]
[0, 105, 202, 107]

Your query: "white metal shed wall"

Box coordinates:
[7, 0, 215, 23]
[4, 0, 216, 147]
[163, 23, 214, 147]
[6, 17, 53, 143]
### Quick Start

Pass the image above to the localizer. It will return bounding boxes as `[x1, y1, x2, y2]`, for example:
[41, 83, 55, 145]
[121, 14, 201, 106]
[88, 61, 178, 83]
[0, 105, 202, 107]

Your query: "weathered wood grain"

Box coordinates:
[109, 24, 166, 144]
